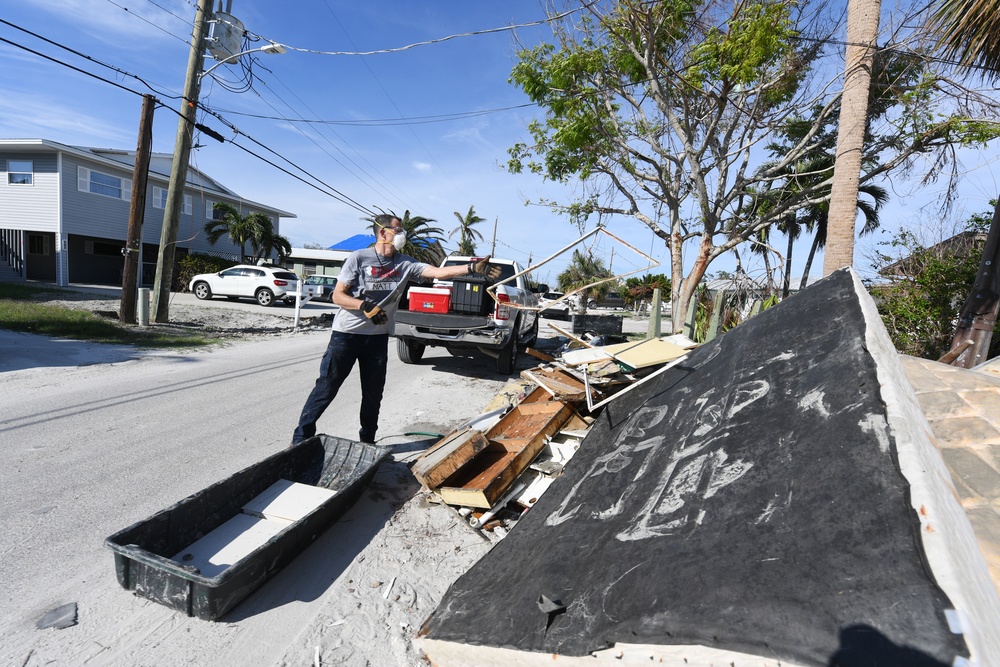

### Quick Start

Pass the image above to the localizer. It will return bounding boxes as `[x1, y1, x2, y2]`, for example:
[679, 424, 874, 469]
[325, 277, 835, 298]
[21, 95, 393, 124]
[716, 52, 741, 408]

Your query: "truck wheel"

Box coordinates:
[397, 338, 425, 364]
[495, 329, 519, 375]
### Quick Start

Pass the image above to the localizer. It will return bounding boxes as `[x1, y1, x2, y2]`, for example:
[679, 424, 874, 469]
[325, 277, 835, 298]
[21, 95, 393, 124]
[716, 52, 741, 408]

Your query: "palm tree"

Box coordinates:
[205, 203, 273, 263]
[929, 0, 1000, 74]
[797, 180, 888, 289]
[823, 0, 882, 275]
[556, 249, 614, 314]
[362, 211, 446, 265]
[250, 225, 292, 264]
[450, 206, 486, 256]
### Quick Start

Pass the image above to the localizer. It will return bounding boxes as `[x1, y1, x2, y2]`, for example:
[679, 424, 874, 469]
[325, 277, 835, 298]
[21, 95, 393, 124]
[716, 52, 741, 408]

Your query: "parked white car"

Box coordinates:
[189, 264, 300, 307]
[537, 291, 572, 319]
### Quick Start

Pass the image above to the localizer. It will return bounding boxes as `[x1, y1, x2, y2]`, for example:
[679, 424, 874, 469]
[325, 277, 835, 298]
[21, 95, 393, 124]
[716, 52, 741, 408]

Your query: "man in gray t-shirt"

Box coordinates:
[330, 246, 428, 335]
[291, 214, 500, 445]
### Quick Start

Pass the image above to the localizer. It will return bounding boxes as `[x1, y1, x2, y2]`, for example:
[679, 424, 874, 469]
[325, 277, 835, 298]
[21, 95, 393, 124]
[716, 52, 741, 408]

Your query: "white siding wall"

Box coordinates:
[0, 152, 59, 232]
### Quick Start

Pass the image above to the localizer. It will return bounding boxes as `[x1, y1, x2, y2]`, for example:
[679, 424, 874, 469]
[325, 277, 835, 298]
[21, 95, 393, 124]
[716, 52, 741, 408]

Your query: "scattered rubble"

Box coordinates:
[408, 320, 698, 540]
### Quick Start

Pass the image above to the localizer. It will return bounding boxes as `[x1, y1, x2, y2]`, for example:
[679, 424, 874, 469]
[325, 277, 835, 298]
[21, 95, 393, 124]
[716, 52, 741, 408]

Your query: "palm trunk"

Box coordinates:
[782, 231, 795, 298]
[800, 234, 821, 291]
[823, 0, 881, 275]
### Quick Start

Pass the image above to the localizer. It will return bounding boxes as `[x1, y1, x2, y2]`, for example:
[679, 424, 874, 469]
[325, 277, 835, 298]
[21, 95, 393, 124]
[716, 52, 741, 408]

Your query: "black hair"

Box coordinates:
[372, 213, 399, 235]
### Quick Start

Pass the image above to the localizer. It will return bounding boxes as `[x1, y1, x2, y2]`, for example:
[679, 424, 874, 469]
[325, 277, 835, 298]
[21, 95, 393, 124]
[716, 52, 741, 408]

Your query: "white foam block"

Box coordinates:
[242, 479, 336, 522]
[172, 514, 289, 578]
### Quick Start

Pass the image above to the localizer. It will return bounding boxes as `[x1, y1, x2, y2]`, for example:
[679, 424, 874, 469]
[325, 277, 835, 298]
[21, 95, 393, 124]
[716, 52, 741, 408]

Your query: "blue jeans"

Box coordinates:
[292, 331, 389, 444]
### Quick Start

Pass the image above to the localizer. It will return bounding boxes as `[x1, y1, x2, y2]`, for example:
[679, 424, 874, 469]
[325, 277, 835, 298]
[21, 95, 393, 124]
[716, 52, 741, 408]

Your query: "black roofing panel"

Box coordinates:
[422, 269, 966, 665]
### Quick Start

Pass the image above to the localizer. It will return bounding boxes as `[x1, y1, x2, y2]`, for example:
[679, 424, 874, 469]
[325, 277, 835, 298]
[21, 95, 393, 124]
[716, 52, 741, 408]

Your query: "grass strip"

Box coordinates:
[0, 284, 219, 348]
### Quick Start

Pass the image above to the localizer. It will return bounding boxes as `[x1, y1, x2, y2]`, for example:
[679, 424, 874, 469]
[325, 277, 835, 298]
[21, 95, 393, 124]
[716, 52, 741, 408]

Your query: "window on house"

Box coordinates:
[78, 167, 131, 201]
[152, 189, 193, 214]
[28, 234, 49, 255]
[8, 160, 33, 185]
[152, 186, 167, 209]
[206, 200, 228, 220]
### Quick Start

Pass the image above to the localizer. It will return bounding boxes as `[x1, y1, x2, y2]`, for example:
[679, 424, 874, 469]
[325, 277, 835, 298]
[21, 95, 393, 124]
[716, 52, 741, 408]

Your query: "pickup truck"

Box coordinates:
[393, 256, 539, 374]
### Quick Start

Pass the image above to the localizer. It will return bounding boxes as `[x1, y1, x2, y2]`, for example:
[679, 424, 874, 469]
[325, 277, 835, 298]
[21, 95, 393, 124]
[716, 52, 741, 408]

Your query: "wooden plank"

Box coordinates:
[242, 479, 335, 523]
[546, 322, 592, 348]
[525, 347, 555, 362]
[601, 337, 687, 363]
[520, 385, 555, 404]
[560, 347, 615, 366]
[438, 401, 575, 509]
[411, 429, 491, 490]
[522, 369, 587, 401]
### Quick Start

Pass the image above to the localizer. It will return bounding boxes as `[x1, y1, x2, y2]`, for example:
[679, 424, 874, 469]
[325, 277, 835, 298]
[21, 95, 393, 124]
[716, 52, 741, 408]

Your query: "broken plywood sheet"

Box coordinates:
[420, 268, 1000, 666]
[437, 400, 575, 509]
[561, 337, 688, 370]
[521, 366, 590, 401]
[411, 429, 491, 491]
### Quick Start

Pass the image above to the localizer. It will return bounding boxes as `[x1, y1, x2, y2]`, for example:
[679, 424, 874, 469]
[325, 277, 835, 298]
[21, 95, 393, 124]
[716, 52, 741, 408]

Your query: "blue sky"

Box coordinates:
[2, 1, 998, 288]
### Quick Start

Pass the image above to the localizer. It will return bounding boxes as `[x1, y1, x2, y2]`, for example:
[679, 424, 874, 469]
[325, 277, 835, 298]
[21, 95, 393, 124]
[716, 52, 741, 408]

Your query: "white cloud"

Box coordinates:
[412, 161, 432, 172]
[29, 0, 191, 47]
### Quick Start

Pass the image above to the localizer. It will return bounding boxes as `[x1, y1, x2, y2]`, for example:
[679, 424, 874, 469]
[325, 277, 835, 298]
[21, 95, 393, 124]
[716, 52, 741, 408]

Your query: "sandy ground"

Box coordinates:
[2, 291, 648, 666]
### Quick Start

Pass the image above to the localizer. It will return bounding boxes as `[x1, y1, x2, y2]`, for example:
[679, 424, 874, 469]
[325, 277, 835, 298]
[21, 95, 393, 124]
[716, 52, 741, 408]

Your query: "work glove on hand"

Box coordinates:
[361, 299, 388, 325]
[470, 255, 503, 281]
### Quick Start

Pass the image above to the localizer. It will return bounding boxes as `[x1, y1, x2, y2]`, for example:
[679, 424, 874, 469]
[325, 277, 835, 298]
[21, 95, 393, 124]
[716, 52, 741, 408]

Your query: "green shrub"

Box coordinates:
[867, 211, 999, 360]
[174, 254, 237, 292]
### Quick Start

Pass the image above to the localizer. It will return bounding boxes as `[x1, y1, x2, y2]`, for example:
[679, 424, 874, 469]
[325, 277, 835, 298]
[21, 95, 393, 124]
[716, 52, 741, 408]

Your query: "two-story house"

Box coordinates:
[0, 138, 294, 287]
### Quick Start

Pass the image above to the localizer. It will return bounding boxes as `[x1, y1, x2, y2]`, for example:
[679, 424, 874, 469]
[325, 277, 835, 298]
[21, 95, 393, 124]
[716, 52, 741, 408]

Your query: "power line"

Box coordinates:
[0, 18, 174, 98]
[200, 103, 536, 126]
[248, 76, 412, 212]
[105, 0, 193, 46]
[246, 3, 593, 58]
[0, 26, 374, 215]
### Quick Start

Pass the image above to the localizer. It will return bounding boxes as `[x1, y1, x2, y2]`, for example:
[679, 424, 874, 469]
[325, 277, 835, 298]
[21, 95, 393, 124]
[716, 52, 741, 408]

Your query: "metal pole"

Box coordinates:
[491, 217, 498, 255]
[121, 94, 155, 325]
[152, 0, 212, 323]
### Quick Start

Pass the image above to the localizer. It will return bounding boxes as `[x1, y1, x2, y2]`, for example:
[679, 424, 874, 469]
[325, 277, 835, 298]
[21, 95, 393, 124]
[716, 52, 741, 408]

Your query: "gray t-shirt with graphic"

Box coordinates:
[332, 248, 430, 335]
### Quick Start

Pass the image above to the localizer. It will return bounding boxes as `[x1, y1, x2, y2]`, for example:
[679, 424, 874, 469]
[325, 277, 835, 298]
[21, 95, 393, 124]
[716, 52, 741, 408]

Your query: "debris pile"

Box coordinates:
[409, 323, 697, 537]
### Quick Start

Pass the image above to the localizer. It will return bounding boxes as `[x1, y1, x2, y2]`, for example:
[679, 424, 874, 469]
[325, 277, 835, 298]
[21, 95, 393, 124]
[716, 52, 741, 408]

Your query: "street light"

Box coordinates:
[199, 42, 286, 79]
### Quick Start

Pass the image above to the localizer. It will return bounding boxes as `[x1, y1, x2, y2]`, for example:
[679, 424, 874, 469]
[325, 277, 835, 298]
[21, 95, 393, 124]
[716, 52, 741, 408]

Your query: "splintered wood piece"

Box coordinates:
[522, 368, 588, 401]
[411, 429, 491, 490]
[526, 347, 555, 362]
[437, 400, 575, 509]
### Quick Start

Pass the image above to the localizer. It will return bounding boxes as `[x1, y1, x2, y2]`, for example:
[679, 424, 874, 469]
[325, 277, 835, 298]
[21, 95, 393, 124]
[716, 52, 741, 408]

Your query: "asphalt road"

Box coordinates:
[0, 329, 521, 666]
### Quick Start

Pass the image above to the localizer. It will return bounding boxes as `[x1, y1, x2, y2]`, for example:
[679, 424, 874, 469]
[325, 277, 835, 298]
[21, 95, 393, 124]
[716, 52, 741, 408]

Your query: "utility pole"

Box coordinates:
[152, 0, 213, 323]
[491, 217, 498, 255]
[120, 94, 156, 324]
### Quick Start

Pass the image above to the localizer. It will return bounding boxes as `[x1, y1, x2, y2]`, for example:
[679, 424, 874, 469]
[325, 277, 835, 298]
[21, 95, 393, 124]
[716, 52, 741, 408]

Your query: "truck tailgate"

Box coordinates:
[395, 310, 492, 330]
